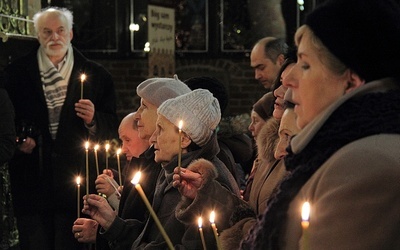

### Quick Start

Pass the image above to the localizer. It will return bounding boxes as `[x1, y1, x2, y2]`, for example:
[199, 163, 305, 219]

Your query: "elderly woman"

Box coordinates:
[242, 0, 400, 249]
[83, 88, 239, 249]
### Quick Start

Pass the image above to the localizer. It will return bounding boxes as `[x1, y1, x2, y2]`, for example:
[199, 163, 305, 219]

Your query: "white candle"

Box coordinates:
[177, 120, 183, 173]
[209, 211, 222, 250]
[85, 141, 90, 196]
[117, 148, 122, 185]
[94, 144, 100, 176]
[301, 201, 311, 249]
[76, 176, 81, 218]
[105, 143, 110, 170]
[80, 74, 86, 99]
[131, 172, 174, 250]
[198, 217, 207, 250]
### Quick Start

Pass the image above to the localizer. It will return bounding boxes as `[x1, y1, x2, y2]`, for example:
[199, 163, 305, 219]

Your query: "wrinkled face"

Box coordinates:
[149, 115, 180, 165]
[37, 12, 72, 59]
[248, 110, 266, 140]
[274, 108, 300, 160]
[135, 99, 158, 140]
[284, 33, 348, 129]
[119, 121, 149, 161]
[273, 64, 294, 120]
[250, 44, 281, 89]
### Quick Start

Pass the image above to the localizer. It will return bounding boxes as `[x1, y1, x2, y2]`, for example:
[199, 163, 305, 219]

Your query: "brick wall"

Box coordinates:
[96, 57, 266, 122]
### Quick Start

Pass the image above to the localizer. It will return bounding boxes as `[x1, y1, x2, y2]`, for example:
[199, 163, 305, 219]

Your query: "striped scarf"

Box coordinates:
[37, 45, 74, 139]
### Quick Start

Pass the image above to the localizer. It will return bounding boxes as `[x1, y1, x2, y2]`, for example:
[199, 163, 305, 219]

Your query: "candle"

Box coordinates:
[131, 172, 174, 250]
[80, 74, 86, 99]
[105, 143, 110, 170]
[209, 211, 222, 250]
[116, 148, 122, 186]
[301, 201, 311, 249]
[177, 120, 183, 173]
[198, 217, 207, 250]
[76, 176, 81, 218]
[94, 144, 100, 176]
[85, 141, 90, 196]
[106, 176, 121, 197]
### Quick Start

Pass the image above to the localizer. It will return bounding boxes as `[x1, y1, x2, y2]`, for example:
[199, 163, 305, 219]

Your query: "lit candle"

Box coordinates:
[198, 217, 207, 250]
[105, 142, 110, 170]
[76, 176, 81, 218]
[177, 120, 183, 173]
[94, 144, 100, 176]
[131, 172, 174, 250]
[301, 201, 311, 249]
[80, 74, 86, 99]
[116, 148, 122, 185]
[85, 141, 90, 196]
[209, 211, 222, 250]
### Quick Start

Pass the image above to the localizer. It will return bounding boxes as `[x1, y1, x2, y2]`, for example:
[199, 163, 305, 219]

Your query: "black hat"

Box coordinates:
[306, 0, 400, 82]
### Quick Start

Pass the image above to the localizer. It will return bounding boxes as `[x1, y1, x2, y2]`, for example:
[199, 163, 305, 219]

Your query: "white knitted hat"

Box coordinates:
[158, 89, 221, 147]
[136, 75, 191, 108]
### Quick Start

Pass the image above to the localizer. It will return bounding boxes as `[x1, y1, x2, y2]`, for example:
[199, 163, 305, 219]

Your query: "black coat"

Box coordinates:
[4, 45, 118, 215]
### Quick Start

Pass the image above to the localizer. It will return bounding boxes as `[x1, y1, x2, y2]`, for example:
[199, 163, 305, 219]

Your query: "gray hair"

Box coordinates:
[33, 6, 74, 33]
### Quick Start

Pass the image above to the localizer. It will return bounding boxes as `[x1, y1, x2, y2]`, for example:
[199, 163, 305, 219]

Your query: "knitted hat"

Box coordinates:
[158, 89, 221, 147]
[305, 0, 400, 82]
[253, 92, 275, 121]
[136, 75, 191, 107]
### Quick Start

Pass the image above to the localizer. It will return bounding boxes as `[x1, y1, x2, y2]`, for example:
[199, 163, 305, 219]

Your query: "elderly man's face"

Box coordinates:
[37, 12, 72, 58]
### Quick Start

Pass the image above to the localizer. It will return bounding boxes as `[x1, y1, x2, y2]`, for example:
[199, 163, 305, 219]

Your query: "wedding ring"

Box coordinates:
[77, 232, 80, 237]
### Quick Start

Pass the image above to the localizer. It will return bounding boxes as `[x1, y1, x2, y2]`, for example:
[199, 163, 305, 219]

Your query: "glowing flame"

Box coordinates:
[131, 171, 141, 185]
[209, 211, 215, 224]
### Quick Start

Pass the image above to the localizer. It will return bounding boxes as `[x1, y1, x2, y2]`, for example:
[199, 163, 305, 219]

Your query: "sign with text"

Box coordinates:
[148, 5, 175, 77]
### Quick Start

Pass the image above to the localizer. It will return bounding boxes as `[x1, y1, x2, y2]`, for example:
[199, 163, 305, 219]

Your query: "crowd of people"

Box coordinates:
[1, 0, 400, 249]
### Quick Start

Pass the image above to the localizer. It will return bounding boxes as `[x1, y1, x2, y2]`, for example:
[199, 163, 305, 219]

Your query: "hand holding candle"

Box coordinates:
[177, 120, 183, 173]
[116, 148, 122, 186]
[131, 172, 174, 250]
[209, 211, 222, 250]
[80, 74, 86, 100]
[76, 176, 81, 218]
[198, 217, 207, 250]
[85, 141, 90, 196]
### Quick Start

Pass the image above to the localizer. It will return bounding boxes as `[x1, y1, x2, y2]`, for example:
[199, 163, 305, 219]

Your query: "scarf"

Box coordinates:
[241, 88, 400, 249]
[37, 45, 74, 139]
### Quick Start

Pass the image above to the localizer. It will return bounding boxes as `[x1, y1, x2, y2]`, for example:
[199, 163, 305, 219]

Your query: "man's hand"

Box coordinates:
[18, 137, 36, 154]
[75, 99, 95, 125]
[72, 218, 98, 243]
[82, 194, 117, 230]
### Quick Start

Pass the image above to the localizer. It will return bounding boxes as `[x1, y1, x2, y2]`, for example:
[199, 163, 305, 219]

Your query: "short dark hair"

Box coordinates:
[264, 38, 289, 63]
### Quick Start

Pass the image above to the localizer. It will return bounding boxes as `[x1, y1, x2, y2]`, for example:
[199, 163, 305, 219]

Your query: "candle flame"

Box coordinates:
[76, 176, 81, 185]
[94, 144, 99, 151]
[301, 202, 310, 221]
[178, 120, 183, 130]
[131, 171, 141, 185]
[209, 211, 215, 224]
[198, 217, 203, 228]
[85, 141, 89, 150]
[80, 74, 86, 82]
[117, 148, 122, 155]
[105, 143, 110, 151]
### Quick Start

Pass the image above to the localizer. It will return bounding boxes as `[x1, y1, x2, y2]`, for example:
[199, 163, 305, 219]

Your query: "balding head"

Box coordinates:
[119, 112, 149, 160]
[250, 37, 288, 89]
